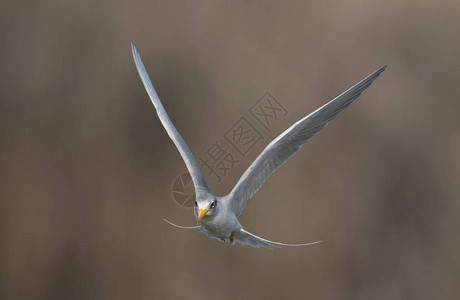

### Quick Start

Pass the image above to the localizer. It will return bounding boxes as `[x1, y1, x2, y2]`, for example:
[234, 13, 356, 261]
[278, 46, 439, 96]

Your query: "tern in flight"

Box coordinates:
[131, 43, 385, 249]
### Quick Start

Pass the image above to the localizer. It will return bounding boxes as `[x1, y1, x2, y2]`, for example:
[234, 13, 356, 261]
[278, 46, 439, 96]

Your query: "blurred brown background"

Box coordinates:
[1, 1, 459, 299]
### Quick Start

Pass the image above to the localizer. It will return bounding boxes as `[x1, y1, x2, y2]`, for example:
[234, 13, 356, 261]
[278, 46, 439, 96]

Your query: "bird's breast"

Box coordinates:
[201, 212, 241, 237]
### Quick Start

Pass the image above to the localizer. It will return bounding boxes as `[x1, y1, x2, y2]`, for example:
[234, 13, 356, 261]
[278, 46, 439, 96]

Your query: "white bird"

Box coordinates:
[131, 43, 385, 249]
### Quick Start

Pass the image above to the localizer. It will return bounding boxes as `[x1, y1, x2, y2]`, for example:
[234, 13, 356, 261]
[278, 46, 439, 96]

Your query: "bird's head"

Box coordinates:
[194, 196, 218, 221]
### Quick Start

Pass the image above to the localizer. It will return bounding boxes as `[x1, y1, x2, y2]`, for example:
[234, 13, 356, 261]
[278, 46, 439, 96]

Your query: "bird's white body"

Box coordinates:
[131, 43, 385, 249]
[199, 198, 242, 241]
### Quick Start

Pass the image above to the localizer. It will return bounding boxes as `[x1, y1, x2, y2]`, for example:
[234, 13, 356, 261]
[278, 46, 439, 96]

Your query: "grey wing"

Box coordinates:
[131, 44, 209, 194]
[227, 66, 386, 216]
[234, 229, 323, 249]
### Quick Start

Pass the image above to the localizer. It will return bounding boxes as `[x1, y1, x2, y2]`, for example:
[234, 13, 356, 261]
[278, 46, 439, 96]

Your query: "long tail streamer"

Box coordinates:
[163, 219, 202, 229]
[242, 229, 323, 247]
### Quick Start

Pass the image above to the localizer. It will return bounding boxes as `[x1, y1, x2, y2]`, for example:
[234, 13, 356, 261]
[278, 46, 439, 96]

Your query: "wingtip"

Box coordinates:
[376, 65, 387, 74]
[364, 65, 386, 82]
[131, 43, 137, 56]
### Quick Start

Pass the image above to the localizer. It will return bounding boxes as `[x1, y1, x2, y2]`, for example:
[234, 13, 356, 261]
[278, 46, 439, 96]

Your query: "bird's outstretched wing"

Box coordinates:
[234, 229, 323, 249]
[226, 67, 386, 216]
[131, 44, 209, 194]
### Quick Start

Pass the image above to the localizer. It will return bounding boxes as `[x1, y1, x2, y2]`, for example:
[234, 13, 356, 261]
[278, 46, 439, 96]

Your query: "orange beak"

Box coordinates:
[198, 209, 210, 221]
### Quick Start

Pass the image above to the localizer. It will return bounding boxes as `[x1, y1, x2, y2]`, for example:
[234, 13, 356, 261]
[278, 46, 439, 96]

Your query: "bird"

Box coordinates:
[131, 43, 385, 249]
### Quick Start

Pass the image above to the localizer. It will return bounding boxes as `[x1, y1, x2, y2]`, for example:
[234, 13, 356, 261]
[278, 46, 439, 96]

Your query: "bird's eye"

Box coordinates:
[210, 201, 215, 208]
[194, 201, 197, 207]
